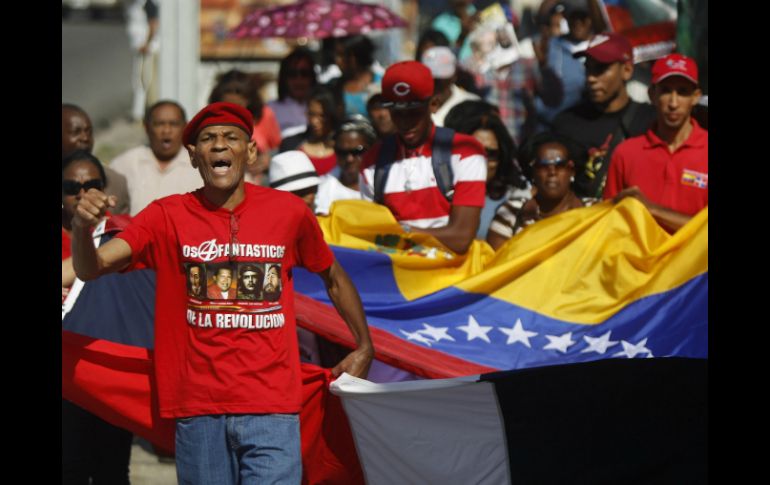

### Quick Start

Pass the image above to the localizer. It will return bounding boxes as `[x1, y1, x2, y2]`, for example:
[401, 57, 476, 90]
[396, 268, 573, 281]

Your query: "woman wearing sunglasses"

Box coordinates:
[61, 149, 134, 483]
[314, 116, 377, 215]
[486, 132, 598, 250]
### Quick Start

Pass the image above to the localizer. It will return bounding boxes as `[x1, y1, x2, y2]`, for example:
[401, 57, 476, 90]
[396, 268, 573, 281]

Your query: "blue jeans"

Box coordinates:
[175, 414, 301, 485]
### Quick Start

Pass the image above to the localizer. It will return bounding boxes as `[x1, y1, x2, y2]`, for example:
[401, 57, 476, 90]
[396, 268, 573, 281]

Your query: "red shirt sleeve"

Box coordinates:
[603, 145, 626, 200]
[115, 201, 166, 270]
[295, 204, 334, 273]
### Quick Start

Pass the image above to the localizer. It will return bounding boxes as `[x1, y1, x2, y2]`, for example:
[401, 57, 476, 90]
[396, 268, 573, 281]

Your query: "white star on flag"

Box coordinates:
[417, 323, 455, 342]
[543, 332, 576, 353]
[498, 318, 538, 347]
[613, 338, 653, 358]
[581, 331, 619, 354]
[400, 329, 433, 347]
[457, 315, 493, 343]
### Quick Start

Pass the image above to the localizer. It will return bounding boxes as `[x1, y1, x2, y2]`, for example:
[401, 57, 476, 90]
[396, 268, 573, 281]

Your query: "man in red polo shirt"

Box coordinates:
[603, 53, 707, 231]
[359, 61, 487, 255]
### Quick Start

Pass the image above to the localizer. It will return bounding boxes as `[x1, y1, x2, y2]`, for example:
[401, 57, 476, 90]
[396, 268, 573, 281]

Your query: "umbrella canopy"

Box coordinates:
[230, 0, 408, 40]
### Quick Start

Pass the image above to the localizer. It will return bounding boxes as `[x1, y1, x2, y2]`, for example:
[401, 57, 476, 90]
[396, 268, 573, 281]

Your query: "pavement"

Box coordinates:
[93, 116, 147, 165]
[130, 439, 177, 484]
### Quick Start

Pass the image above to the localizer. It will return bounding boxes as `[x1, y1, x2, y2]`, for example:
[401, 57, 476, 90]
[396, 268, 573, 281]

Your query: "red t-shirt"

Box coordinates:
[603, 119, 708, 216]
[116, 184, 334, 418]
[359, 126, 487, 228]
[303, 149, 337, 176]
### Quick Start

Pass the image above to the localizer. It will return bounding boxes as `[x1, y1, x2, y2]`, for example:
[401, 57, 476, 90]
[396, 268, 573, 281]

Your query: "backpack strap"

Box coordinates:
[432, 126, 455, 202]
[373, 135, 398, 204]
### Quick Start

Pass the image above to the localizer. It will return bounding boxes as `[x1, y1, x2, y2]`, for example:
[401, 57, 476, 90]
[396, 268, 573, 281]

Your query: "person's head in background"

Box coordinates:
[306, 85, 342, 143]
[62, 104, 94, 157]
[574, 32, 634, 113]
[62, 150, 108, 229]
[278, 47, 318, 104]
[143, 100, 187, 163]
[415, 29, 450, 61]
[537, 1, 568, 38]
[208, 69, 264, 123]
[449, 113, 527, 200]
[269, 150, 320, 209]
[421, 46, 458, 114]
[520, 132, 580, 204]
[334, 35, 376, 80]
[334, 116, 377, 189]
[366, 94, 396, 139]
[565, 7, 594, 42]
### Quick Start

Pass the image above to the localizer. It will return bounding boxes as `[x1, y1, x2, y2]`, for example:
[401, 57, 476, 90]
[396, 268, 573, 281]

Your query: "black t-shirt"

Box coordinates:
[552, 100, 656, 198]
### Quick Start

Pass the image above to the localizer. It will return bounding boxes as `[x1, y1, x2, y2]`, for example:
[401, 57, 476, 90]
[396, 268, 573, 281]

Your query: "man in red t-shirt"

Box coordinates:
[70, 102, 374, 485]
[359, 61, 487, 255]
[603, 53, 707, 232]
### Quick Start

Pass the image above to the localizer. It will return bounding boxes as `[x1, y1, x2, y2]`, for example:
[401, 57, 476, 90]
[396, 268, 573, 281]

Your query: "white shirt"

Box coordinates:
[432, 84, 481, 127]
[315, 174, 361, 215]
[111, 145, 202, 216]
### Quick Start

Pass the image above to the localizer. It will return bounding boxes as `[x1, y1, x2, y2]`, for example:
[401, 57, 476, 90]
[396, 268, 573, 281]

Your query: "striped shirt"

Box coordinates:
[489, 196, 598, 239]
[360, 126, 487, 228]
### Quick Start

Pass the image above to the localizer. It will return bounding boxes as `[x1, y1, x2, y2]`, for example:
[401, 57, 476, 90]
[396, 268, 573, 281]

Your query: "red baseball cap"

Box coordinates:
[381, 61, 434, 109]
[573, 32, 633, 63]
[651, 53, 699, 85]
[183, 102, 254, 146]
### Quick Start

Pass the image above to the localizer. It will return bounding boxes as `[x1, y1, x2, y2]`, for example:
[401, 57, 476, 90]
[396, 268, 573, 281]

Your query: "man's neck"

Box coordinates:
[154, 150, 176, 171]
[202, 183, 246, 211]
[598, 90, 630, 114]
[656, 117, 693, 152]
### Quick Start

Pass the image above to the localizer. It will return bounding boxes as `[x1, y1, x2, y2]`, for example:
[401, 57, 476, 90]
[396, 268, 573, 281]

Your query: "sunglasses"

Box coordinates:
[286, 68, 314, 78]
[531, 157, 570, 169]
[335, 145, 367, 157]
[62, 179, 104, 195]
[484, 148, 501, 161]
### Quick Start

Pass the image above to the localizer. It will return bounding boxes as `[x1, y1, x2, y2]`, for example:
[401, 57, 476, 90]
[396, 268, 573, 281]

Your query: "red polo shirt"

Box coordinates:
[603, 119, 708, 216]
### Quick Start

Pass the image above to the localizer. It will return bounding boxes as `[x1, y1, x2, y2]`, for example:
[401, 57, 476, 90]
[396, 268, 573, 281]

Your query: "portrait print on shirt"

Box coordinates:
[263, 264, 282, 302]
[236, 262, 264, 301]
[206, 263, 236, 300]
[185, 262, 207, 299]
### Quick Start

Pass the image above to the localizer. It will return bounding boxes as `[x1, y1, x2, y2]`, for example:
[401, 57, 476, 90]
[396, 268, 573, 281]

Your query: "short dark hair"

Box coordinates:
[144, 100, 187, 125]
[339, 35, 375, 71]
[62, 150, 107, 186]
[208, 69, 264, 122]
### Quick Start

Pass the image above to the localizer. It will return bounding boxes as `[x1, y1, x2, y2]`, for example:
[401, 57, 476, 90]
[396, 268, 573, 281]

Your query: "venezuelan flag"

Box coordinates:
[295, 198, 708, 378]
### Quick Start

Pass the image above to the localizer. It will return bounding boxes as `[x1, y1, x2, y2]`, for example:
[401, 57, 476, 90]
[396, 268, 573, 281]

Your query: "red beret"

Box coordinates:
[183, 102, 254, 146]
[381, 61, 434, 109]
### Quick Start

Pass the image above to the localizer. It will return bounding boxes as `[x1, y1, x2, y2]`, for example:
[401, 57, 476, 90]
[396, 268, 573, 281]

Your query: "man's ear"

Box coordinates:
[621, 61, 633, 82]
[186, 145, 198, 168]
[246, 140, 258, 166]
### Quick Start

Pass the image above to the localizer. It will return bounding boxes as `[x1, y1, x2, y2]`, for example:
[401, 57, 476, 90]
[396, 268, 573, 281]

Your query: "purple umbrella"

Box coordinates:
[230, 0, 408, 40]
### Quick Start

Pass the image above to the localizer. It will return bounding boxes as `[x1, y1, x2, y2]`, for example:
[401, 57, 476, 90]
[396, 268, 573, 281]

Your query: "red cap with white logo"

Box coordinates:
[651, 53, 699, 85]
[381, 61, 434, 109]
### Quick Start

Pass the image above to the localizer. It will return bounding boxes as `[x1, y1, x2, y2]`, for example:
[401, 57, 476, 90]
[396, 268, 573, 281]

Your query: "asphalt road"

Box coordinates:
[62, 16, 134, 129]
